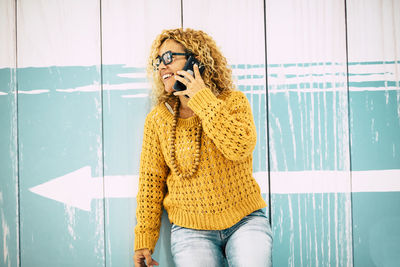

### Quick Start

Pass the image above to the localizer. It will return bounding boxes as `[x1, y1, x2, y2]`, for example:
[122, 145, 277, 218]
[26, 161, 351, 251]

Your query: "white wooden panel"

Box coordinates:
[266, 0, 352, 265]
[347, 0, 400, 62]
[0, 0, 16, 68]
[17, 0, 104, 266]
[17, 0, 100, 67]
[347, 0, 400, 266]
[183, 0, 264, 65]
[0, 1, 19, 267]
[101, 0, 181, 266]
[102, 0, 181, 66]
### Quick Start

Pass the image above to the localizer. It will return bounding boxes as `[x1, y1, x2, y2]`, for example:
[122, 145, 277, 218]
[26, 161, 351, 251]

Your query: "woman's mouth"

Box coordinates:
[162, 73, 173, 81]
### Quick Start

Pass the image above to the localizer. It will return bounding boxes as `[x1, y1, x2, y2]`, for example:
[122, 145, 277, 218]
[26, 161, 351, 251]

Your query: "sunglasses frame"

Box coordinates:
[153, 50, 192, 70]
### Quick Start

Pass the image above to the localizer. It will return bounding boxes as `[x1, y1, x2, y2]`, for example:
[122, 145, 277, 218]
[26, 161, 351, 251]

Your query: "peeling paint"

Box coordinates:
[64, 206, 77, 248]
[18, 89, 49, 94]
[0, 0, 396, 265]
[0, 192, 11, 267]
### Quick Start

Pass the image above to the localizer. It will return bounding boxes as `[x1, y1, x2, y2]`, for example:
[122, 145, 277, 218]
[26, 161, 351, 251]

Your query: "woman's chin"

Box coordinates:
[164, 86, 175, 94]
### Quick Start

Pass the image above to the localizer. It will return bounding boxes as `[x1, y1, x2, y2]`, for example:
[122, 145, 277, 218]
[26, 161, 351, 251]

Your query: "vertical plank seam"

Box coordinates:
[181, 0, 184, 28]
[343, 0, 355, 266]
[262, 0, 272, 226]
[15, 0, 21, 266]
[99, 0, 107, 266]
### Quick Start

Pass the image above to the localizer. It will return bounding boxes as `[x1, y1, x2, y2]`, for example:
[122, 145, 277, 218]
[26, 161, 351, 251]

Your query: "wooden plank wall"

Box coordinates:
[101, 1, 181, 266]
[266, 0, 352, 266]
[16, 0, 104, 266]
[347, 0, 400, 266]
[0, 1, 18, 267]
[0, 0, 399, 266]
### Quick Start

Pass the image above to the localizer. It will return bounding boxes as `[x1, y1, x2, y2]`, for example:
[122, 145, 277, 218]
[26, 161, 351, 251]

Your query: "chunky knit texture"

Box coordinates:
[134, 88, 266, 252]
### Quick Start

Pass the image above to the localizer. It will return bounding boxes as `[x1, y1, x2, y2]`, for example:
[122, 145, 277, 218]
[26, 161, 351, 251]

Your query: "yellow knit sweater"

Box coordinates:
[134, 88, 266, 252]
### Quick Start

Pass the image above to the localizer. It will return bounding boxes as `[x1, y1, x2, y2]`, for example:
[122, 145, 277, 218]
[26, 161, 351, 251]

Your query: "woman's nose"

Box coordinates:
[159, 60, 167, 70]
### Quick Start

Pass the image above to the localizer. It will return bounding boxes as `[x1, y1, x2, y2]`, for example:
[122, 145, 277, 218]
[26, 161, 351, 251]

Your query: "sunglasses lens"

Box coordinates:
[153, 57, 161, 69]
[162, 51, 173, 65]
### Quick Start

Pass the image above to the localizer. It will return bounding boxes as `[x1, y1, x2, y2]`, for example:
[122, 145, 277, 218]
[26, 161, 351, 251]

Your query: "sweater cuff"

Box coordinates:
[134, 234, 156, 253]
[188, 87, 218, 114]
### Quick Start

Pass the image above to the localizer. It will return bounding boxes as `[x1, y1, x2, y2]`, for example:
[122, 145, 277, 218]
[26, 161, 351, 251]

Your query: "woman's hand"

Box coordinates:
[173, 64, 207, 98]
[134, 249, 159, 267]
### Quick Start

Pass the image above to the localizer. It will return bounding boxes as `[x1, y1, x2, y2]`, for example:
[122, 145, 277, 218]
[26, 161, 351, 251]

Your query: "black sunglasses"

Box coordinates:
[153, 50, 191, 70]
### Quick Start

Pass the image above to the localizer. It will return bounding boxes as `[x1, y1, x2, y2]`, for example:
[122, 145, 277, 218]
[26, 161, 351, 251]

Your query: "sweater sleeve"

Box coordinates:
[188, 88, 257, 161]
[134, 112, 169, 253]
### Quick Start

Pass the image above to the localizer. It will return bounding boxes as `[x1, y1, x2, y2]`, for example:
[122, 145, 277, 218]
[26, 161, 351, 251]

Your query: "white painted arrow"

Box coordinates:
[29, 166, 137, 211]
[29, 166, 400, 212]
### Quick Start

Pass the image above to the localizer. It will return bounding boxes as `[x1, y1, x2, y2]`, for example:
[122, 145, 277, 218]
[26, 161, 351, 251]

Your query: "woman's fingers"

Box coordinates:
[176, 70, 195, 83]
[134, 249, 159, 267]
[173, 64, 206, 98]
[193, 64, 201, 78]
[174, 74, 190, 86]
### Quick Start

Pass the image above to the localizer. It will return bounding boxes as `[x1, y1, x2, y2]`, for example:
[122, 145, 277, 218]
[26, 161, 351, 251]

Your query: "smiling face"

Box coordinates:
[157, 39, 187, 94]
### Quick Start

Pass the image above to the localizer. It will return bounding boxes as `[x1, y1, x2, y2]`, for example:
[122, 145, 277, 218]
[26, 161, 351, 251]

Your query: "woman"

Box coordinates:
[134, 28, 272, 267]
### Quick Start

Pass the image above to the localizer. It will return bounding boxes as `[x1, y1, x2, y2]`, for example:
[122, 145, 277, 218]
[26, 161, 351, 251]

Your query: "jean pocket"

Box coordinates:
[249, 209, 266, 217]
[171, 223, 183, 233]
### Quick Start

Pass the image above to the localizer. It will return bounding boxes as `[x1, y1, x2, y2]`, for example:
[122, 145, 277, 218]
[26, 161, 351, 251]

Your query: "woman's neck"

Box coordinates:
[178, 95, 194, 119]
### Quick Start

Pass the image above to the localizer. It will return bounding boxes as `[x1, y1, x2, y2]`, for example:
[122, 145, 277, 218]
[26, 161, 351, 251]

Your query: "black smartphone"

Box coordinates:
[173, 55, 205, 92]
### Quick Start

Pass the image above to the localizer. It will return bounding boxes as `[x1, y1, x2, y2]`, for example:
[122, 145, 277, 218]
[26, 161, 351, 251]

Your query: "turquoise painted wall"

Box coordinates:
[1, 0, 399, 266]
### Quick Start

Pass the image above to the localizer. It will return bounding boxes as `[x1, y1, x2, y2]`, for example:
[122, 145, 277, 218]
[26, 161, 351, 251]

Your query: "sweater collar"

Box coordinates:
[159, 103, 201, 127]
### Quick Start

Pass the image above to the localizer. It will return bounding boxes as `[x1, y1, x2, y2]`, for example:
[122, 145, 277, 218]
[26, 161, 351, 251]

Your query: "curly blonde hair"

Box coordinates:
[147, 28, 234, 105]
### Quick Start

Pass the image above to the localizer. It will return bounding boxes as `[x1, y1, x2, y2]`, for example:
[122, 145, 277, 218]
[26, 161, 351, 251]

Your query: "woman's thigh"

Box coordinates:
[170, 224, 226, 267]
[225, 210, 273, 267]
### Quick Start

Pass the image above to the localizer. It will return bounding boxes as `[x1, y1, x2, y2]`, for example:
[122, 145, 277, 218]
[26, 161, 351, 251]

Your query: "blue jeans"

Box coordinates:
[170, 209, 273, 267]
